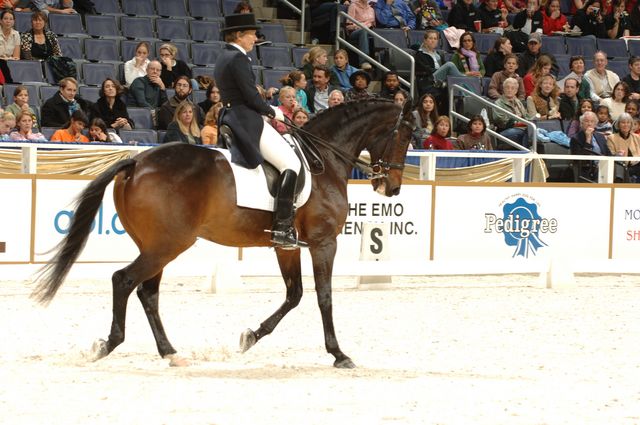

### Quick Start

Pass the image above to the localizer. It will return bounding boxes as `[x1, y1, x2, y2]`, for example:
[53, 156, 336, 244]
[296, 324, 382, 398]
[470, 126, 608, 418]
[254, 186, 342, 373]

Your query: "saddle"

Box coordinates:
[219, 124, 305, 198]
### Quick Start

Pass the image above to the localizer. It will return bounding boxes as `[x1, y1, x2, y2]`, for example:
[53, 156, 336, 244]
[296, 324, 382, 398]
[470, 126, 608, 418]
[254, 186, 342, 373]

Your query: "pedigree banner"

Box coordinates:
[0, 178, 33, 263]
[33, 178, 138, 262]
[611, 187, 640, 259]
[433, 185, 611, 260]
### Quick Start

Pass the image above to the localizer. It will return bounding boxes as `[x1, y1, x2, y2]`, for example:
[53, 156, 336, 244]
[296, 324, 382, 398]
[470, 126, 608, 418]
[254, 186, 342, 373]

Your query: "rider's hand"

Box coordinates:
[271, 106, 285, 122]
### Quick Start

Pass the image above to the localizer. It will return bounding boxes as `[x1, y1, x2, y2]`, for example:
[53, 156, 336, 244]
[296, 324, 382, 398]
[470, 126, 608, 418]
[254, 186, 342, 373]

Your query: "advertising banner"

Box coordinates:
[434, 185, 611, 261]
[0, 178, 32, 263]
[611, 187, 640, 259]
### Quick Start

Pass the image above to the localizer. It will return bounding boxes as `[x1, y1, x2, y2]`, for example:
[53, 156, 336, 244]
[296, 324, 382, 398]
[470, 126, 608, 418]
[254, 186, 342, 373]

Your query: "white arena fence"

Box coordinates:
[1, 141, 639, 283]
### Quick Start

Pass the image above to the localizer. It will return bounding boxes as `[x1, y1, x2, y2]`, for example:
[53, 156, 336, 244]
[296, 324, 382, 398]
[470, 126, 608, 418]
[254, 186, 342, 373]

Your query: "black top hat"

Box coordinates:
[222, 13, 261, 33]
[349, 69, 371, 87]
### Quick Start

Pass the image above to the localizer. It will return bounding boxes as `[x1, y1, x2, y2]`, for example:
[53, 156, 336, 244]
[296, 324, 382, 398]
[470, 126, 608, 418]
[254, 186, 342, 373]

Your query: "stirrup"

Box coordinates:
[268, 229, 309, 249]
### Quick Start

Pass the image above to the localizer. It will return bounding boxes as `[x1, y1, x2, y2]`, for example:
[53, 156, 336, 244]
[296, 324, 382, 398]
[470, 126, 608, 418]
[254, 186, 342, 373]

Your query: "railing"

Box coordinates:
[336, 11, 416, 97]
[448, 84, 538, 154]
[275, 0, 306, 45]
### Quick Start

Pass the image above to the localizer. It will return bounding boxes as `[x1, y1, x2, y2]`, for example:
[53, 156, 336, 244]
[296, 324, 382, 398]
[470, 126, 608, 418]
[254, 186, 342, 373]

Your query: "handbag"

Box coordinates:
[46, 56, 78, 83]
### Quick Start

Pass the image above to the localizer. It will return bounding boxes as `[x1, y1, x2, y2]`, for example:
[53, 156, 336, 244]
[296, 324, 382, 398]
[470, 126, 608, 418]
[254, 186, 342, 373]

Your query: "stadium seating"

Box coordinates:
[292, 47, 309, 68]
[94, 0, 122, 14]
[540, 36, 566, 56]
[84, 38, 121, 62]
[156, 18, 190, 42]
[82, 62, 118, 86]
[41, 127, 60, 140]
[156, 0, 191, 18]
[192, 66, 216, 79]
[7, 61, 46, 85]
[121, 16, 155, 39]
[39, 86, 60, 103]
[596, 38, 628, 59]
[565, 37, 597, 58]
[58, 37, 84, 60]
[119, 129, 158, 144]
[49, 13, 87, 37]
[79, 86, 101, 103]
[122, 0, 156, 16]
[190, 20, 222, 42]
[188, 0, 223, 19]
[474, 33, 500, 55]
[4, 83, 40, 105]
[128, 107, 154, 129]
[372, 28, 408, 50]
[84, 15, 123, 39]
[14, 11, 31, 32]
[260, 23, 290, 44]
[262, 68, 293, 90]
[258, 45, 293, 68]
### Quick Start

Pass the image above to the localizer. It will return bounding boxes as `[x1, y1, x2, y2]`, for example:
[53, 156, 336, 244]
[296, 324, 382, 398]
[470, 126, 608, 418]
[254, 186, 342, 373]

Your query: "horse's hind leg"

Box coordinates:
[239, 248, 303, 353]
[310, 241, 355, 369]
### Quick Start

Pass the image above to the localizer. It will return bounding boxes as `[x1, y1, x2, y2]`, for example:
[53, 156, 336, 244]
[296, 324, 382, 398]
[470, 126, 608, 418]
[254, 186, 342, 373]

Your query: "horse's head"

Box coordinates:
[368, 101, 415, 197]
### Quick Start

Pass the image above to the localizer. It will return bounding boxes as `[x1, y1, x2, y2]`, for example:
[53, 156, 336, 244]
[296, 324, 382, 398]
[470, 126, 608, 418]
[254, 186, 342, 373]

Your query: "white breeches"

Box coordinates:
[259, 122, 300, 173]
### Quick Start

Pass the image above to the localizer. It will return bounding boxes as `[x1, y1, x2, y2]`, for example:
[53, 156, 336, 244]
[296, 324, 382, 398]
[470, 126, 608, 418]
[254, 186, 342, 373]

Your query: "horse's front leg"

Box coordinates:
[239, 248, 303, 353]
[310, 239, 355, 369]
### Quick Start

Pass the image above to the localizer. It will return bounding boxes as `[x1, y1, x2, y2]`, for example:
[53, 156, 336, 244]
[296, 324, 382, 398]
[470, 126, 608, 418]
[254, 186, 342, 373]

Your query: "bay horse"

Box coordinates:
[32, 99, 415, 368]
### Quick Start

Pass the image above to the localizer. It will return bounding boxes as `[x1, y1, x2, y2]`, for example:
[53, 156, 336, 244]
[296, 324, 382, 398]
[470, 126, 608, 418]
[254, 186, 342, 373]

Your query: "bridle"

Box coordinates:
[284, 109, 415, 179]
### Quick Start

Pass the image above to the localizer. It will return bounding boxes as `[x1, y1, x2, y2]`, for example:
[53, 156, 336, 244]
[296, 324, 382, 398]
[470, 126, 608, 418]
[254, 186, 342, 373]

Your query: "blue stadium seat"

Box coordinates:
[190, 20, 221, 42]
[262, 68, 292, 90]
[597, 38, 628, 59]
[608, 59, 628, 79]
[122, 0, 156, 16]
[79, 86, 101, 103]
[121, 16, 155, 39]
[535, 119, 563, 132]
[154, 40, 191, 64]
[223, 0, 240, 15]
[84, 39, 121, 62]
[119, 129, 158, 144]
[189, 0, 222, 19]
[7, 61, 46, 84]
[260, 23, 290, 45]
[629, 40, 640, 57]
[292, 47, 309, 67]
[407, 29, 423, 48]
[3, 83, 40, 105]
[84, 15, 123, 39]
[389, 48, 415, 81]
[156, 18, 190, 41]
[14, 11, 31, 33]
[258, 45, 292, 68]
[540, 35, 566, 56]
[41, 127, 60, 140]
[156, 0, 191, 18]
[157, 130, 167, 143]
[372, 29, 408, 50]
[565, 37, 597, 58]
[121, 40, 143, 63]
[192, 90, 207, 104]
[94, 0, 122, 14]
[48, 14, 87, 37]
[191, 42, 224, 66]
[128, 107, 154, 129]
[40, 85, 60, 103]
[555, 54, 571, 79]
[192, 66, 215, 79]
[82, 62, 118, 86]
[58, 37, 84, 60]
[474, 33, 500, 54]
[481, 77, 492, 97]
[447, 75, 482, 96]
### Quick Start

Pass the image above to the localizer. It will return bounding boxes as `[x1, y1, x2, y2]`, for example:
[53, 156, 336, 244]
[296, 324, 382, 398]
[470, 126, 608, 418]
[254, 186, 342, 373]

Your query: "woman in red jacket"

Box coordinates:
[542, 0, 570, 34]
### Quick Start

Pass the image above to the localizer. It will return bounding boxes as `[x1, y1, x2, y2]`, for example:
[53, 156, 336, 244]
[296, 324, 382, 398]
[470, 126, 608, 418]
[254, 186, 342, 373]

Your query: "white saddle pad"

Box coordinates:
[212, 134, 312, 212]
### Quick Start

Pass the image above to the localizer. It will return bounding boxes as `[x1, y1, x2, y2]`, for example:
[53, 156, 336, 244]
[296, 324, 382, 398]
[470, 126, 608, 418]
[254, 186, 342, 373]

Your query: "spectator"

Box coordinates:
[571, 0, 607, 37]
[505, 0, 528, 13]
[19, 10, 61, 60]
[28, 0, 76, 15]
[455, 114, 494, 149]
[378, 69, 404, 99]
[128, 60, 168, 109]
[622, 56, 640, 100]
[607, 112, 640, 180]
[542, 0, 571, 34]
[488, 54, 526, 100]
[50, 109, 89, 143]
[163, 101, 202, 145]
[570, 110, 612, 180]
[3, 110, 15, 131]
[95, 78, 133, 131]
[201, 103, 222, 145]
[559, 77, 581, 120]
[233, 1, 268, 44]
[629, 1, 640, 34]
[477, 0, 509, 33]
[328, 89, 345, 107]
[414, 30, 464, 96]
[585, 51, 620, 100]
[5, 85, 39, 129]
[9, 111, 45, 141]
[393, 89, 409, 105]
[606, 0, 631, 37]
[375, 0, 417, 32]
[198, 83, 222, 115]
[158, 43, 193, 90]
[523, 54, 553, 96]
[447, 0, 479, 31]
[0, 109, 10, 140]
[567, 98, 595, 137]
[423, 116, 454, 149]
[41, 77, 94, 128]
[412, 93, 439, 148]
[451, 32, 485, 77]
[517, 33, 558, 77]
[412, 0, 445, 30]
[345, 69, 373, 101]
[0, 10, 19, 83]
[280, 70, 309, 112]
[305, 64, 340, 113]
[494, 77, 532, 148]
[330, 49, 358, 90]
[526, 74, 561, 119]
[484, 36, 513, 77]
[157, 75, 205, 131]
[626, 99, 640, 117]
[87, 118, 123, 143]
[292, 107, 310, 126]
[601, 81, 631, 121]
[595, 104, 614, 134]
[510, 0, 544, 52]
[346, 0, 375, 65]
[300, 46, 339, 86]
[124, 41, 150, 87]
[271, 86, 297, 134]
[559, 55, 594, 100]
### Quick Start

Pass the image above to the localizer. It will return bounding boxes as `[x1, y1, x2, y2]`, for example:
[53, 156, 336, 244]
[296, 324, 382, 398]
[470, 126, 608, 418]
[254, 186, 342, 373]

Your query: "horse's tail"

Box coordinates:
[31, 158, 137, 305]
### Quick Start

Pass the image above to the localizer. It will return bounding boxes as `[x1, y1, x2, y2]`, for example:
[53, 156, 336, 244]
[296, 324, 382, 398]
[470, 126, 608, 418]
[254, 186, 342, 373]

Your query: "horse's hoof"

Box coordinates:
[239, 329, 257, 353]
[89, 339, 109, 362]
[165, 354, 190, 367]
[334, 357, 356, 369]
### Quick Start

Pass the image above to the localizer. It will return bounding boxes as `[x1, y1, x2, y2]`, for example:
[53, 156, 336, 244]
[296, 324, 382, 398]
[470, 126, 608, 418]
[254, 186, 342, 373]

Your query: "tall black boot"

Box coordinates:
[271, 169, 308, 249]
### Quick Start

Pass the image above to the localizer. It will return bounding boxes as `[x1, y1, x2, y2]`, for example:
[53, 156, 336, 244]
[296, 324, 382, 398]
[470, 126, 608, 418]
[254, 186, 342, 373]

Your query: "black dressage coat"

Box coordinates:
[214, 44, 274, 169]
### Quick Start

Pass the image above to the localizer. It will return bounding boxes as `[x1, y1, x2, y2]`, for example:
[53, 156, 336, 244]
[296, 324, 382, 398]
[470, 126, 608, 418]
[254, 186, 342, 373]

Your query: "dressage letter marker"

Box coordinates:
[358, 222, 392, 287]
[0, 241, 5, 253]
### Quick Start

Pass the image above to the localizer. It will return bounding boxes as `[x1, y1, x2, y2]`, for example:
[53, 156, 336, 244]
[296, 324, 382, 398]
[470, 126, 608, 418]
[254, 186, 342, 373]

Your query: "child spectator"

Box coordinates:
[633, 116, 640, 134]
[280, 70, 309, 112]
[9, 111, 45, 141]
[198, 83, 222, 115]
[200, 103, 222, 145]
[3, 110, 15, 132]
[423, 116, 454, 149]
[455, 115, 494, 149]
[88, 118, 123, 143]
[292, 107, 310, 126]
[330, 49, 358, 90]
[345, 69, 374, 101]
[626, 99, 640, 119]
[488, 54, 526, 100]
[522, 55, 553, 97]
[5, 85, 39, 129]
[50, 110, 89, 143]
[596, 104, 614, 135]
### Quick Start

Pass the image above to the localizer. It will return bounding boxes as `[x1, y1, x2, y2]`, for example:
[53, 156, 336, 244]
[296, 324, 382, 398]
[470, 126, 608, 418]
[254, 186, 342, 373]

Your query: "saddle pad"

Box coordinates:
[212, 135, 312, 212]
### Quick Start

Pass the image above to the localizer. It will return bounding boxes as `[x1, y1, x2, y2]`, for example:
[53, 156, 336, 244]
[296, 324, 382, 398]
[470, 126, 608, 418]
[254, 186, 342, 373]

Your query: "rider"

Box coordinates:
[214, 14, 308, 249]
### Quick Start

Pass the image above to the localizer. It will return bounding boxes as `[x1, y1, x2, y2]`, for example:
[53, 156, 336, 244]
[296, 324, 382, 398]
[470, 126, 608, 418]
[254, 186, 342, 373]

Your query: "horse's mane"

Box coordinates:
[304, 98, 398, 131]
